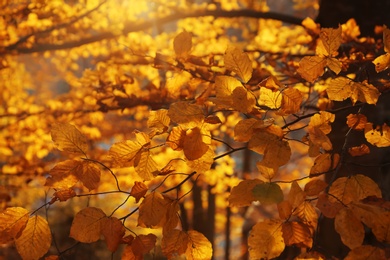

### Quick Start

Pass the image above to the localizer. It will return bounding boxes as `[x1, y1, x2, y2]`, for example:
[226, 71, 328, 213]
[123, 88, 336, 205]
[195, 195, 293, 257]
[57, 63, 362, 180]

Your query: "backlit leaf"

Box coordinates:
[131, 234, 157, 256]
[53, 189, 76, 202]
[168, 101, 204, 128]
[364, 123, 390, 147]
[174, 31, 192, 58]
[282, 221, 312, 248]
[346, 114, 367, 130]
[186, 147, 214, 173]
[229, 179, 264, 207]
[45, 159, 82, 190]
[224, 46, 252, 83]
[308, 111, 335, 134]
[317, 26, 342, 57]
[326, 57, 342, 74]
[328, 174, 382, 205]
[101, 217, 125, 252]
[297, 56, 327, 83]
[130, 181, 148, 203]
[348, 144, 370, 157]
[259, 87, 282, 109]
[138, 192, 169, 228]
[278, 201, 293, 220]
[0, 207, 29, 243]
[183, 127, 209, 160]
[345, 245, 386, 260]
[148, 109, 170, 135]
[280, 87, 303, 114]
[373, 53, 390, 72]
[248, 219, 285, 259]
[232, 86, 256, 113]
[252, 182, 284, 205]
[310, 153, 338, 176]
[185, 230, 212, 260]
[287, 181, 305, 209]
[15, 215, 52, 260]
[334, 208, 364, 249]
[109, 132, 149, 167]
[166, 126, 186, 150]
[213, 76, 242, 109]
[51, 123, 88, 155]
[162, 200, 180, 232]
[70, 207, 106, 243]
[234, 118, 270, 142]
[166, 71, 192, 99]
[308, 126, 333, 151]
[162, 229, 188, 259]
[77, 160, 101, 191]
[134, 150, 159, 181]
[304, 179, 327, 196]
[294, 201, 318, 232]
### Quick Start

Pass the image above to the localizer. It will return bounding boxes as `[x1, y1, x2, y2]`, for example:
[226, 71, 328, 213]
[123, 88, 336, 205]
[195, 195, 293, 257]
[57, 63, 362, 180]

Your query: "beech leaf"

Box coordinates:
[364, 123, 390, 147]
[252, 182, 284, 205]
[69, 207, 106, 243]
[228, 179, 264, 207]
[224, 46, 252, 83]
[134, 150, 159, 181]
[334, 208, 364, 249]
[162, 229, 189, 259]
[345, 245, 386, 260]
[174, 31, 192, 58]
[101, 217, 125, 252]
[131, 233, 157, 256]
[130, 181, 148, 203]
[282, 221, 313, 248]
[185, 230, 213, 260]
[168, 101, 204, 128]
[51, 123, 88, 155]
[138, 192, 169, 228]
[0, 207, 29, 243]
[148, 109, 170, 135]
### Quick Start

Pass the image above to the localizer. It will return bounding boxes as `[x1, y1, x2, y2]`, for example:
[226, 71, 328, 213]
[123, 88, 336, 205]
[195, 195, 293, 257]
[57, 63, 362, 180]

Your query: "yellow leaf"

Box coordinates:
[346, 113, 367, 130]
[212, 76, 242, 109]
[234, 118, 270, 142]
[15, 215, 52, 260]
[316, 26, 342, 57]
[282, 221, 313, 248]
[287, 181, 305, 209]
[341, 18, 361, 40]
[371, 212, 390, 243]
[174, 31, 192, 58]
[348, 144, 370, 157]
[186, 147, 214, 173]
[134, 150, 159, 181]
[0, 207, 29, 243]
[345, 245, 386, 260]
[252, 182, 284, 205]
[109, 132, 149, 167]
[256, 163, 276, 180]
[326, 57, 342, 74]
[130, 181, 148, 203]
[259, 87, 282, 109]
[232, 86, 256, 113]
[185, 230, 212, 260]
[308, 111, 335, 134]
[224, 46, 252, 83]
[228, 179, 264, 207]
[69, 207, 106, 243]
[350, 80, 380, 105]
[138, 192, 169, 228]
[101, 217, 125, 252]
[53, 189, 76, 202]
[45, 159, 82, 190]
[308, 126, 333, 151]
[165, 71, 192, 99]
[161, 229, 189, 259]
[373, 53, 390, 72]
[364, 123, 390, 147]
[183, 127, 209, 161]
[297, 56, 327, 83]
[148, 109, 170, 135]
[328, 174, 382, 205]
[168, 101, 204, 128]
[304, 179, 327, 196]
[294, 201, 318, 232]
[77, 160, 101, 191]
[248, 219, 285, 259]
[131, 233, 157, 256]
[310, 153, 338, 176]
[280, 87, 303, 114]
[51, 123, 88, 155]
[334, 208, 364, 249]
[384, 25, 390, 53]
[167, 126, 186, 150]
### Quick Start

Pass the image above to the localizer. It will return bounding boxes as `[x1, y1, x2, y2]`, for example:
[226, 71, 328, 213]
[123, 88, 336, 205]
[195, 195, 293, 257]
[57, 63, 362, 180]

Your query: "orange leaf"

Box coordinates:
[348, 144, 370, 157]
[45, 159, 82, 190]
[183, 127, 209, 160]
[304, 179, 328, 196]
[167, 101, 204, 128]
[371, 212, 390, 243]
[308, 111, 335, 134]
[280, 87, 303, 114]
[162, 200, 180, 233]
[69, 207, 106, 243]
[328, 174, 382, 205]
[161, 229, 189, 258]
[212, 76, 242, 109]
[234, 118, 271, 142]
[109, 132, 149, 167]
[334, 208, 364, 249]
[53, 189, 76, 202]
[51, 123, 88, 155]
[282, 221, 313, 248]
[310, 153, 338, 176]
[186, 147, 214, 173]
[0, 207, 29, 243]
[364, 123, 390, 147]
[277, 201, 293, 220]
[287, 181, 305, 209]
[232, 86, 256, 113]
[166, 126, 186, 150]
[121, 245, 140, 260]
[248, 219, 285, 259]
[15, 215, 52, 260]
[130, 181, 148, 203]
[77, 160, 101, 190]
[131, 234, 157, 256]
[373, 53, 390, 72]
[138, 192, 169, 228]
[294, 201, 318, 232]
[345, 245, 386, 260]
[147, 109, 170, 135]
[346, 113, 367, 130]
[174, 31, 192, 58]
[228, 179, 264, 207]
[134, 150, 159, 181]
[259, 87, 282, 109]
[316, 193, 343, 218]
[316, 26, 342, 57]
[101, 217, 125, 252]
[297, 56, 327, 83]
[185, 230, 213, 260]
[224, 46, 252, 83]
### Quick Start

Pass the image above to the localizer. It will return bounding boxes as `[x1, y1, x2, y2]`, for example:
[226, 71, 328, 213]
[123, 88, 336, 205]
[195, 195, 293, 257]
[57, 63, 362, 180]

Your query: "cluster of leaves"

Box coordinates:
[1, 0, 390, 259]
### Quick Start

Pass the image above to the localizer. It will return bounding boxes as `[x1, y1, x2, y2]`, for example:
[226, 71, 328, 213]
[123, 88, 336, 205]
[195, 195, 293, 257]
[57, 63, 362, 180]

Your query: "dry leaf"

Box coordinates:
[70, 207, 106, 243]
[346, 114, 367, 130]
[348, 144, 370, 157]
[168, 101, 204, 129]
[174, 31, 192, 58]
[304, 179, 328, 196]
[364, 123, 390, 147]
[51, 123, 88, 155]
[224, 46, 252, 83]
[130, 181, 148, 203]
[345, 245, 386, 260]
[282, 221, 313, 248]
[0, 207, 29, 243]
[228, 179, 264, 207]
[161, 229, 189, 258]
[252, 182, 284, 205]
[138, 192, 169, 228]
[101, 217, 125, 252]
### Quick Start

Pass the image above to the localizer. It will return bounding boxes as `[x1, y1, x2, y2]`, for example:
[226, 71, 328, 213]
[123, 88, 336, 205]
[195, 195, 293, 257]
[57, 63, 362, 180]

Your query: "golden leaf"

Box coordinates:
[256, 163, 276, 180]
[316, 193, 343, 218]
[248, 219, 285, 260]
[310, 153, 338, 176]
[308, 126, 333, 151]
[297, 56, 327, 83]
[15, 216, 52, 260]
[280, 87, 303, 114]
[287, 181, 305, 209]
[186, 147, 214, 173]
[252, 182, 284, 205]
[364, 123, 390, 147]
[345, 245, 386, 260]
[45, 159, 82, 190]
[228, 179, 264, 207]
[69, 207, 106, 243]
[130, 181, 148, 203]
[278, 201, 293, 220]
[131, 234, 157, 256]
[212, 76, 242, 109]
[165, 71, 192, 99]
[348, 144, 370, 157]
[373, 53, 390, 72]
[183, 127, 209, 161]
[282, 221, 313, 248]
[316, 26, 342, 57]
[162, 200, 180, 233]
[232, 86, 256, 113]
[346, 113, 367, 130]
[167, 126, 186, 150]
[109, 132, 149, 167]
[101, 217, 125, 252]
[259, 87, 282, 109]
[134, 150, 159, 181]
[224, 46, 252, 83]
[161, 229, 189, 259]
[234, 118, 269, 142]
[53, 189, 76, 202]
[138, 192, 169, 228]
[147, 109, 170, 135]
[304, 179, 328, 196]
[0, 207, 29, 244]
[328, 174, 382, 205]
[308, 111, 335, 134]
[185, 230, 213, 260]
[51, 123, 88, 155]
[334, 208, 364, 249]
[326, 57, 342, 74]
[341, 19, 361, 40]
[294, 201, 318, 232]
[168, 101, 204, 128]
[174, 31, 192, 58]
[77, 160, 101, 191]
